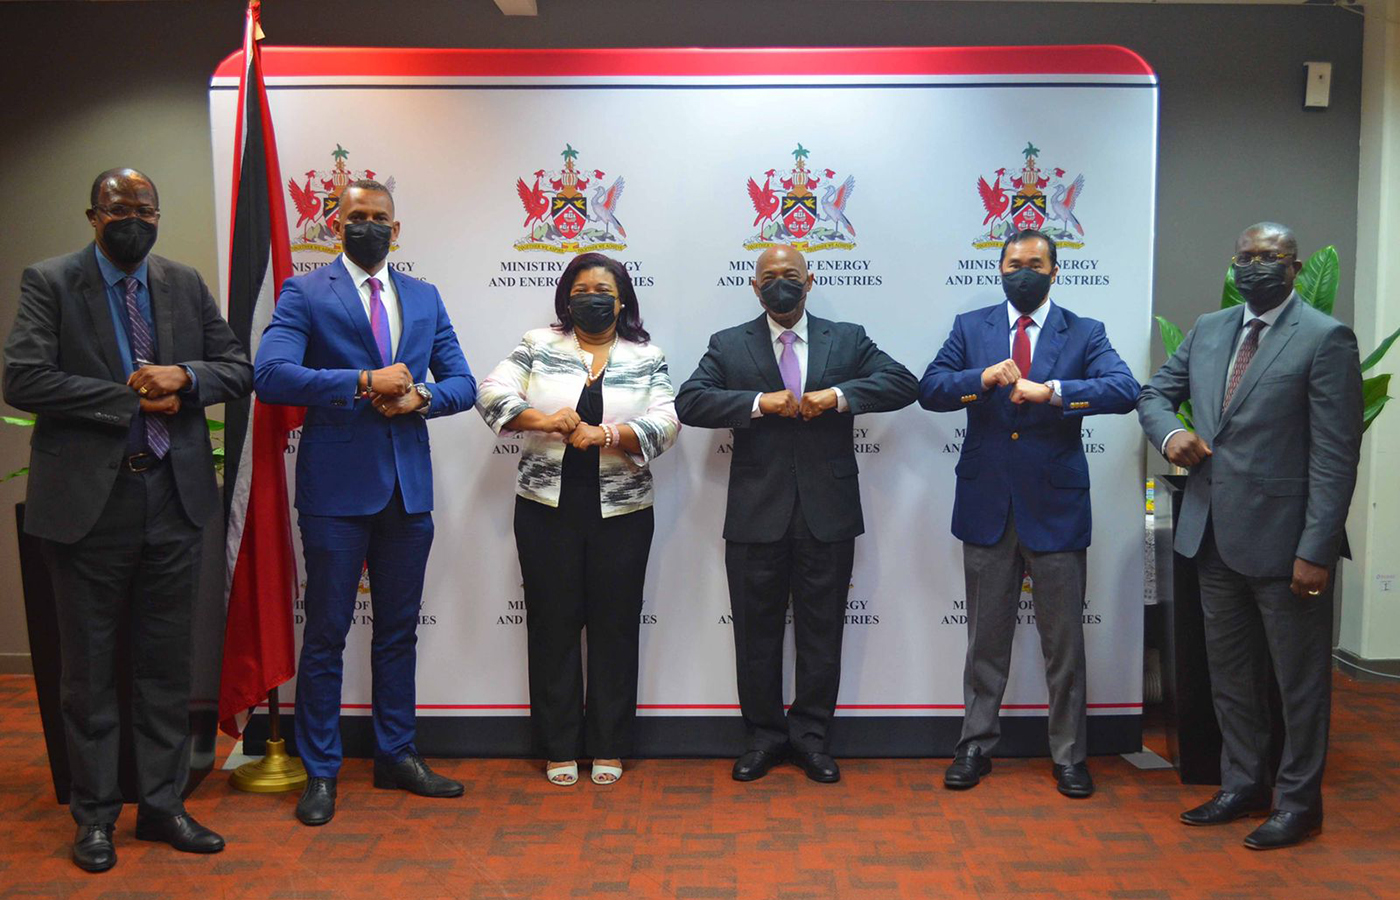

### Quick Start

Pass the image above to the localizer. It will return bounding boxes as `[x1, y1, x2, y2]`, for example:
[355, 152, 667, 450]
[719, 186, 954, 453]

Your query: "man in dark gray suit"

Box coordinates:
[675, 244, 917, 784]
[1138, 222, 1362, 850]
[3, 168, 252, 871]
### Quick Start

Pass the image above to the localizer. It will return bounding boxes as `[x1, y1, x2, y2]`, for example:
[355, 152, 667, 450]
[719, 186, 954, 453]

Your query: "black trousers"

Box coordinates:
[1196, 523, 1333, 815]
[725, 501, 855, 754]
[513, 481, 655, 761]
[41, 463, 201, 825]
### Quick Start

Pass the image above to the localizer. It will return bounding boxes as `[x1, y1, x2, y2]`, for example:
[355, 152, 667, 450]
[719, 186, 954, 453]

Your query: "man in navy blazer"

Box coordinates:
[920, 229, 1139, 798]
[254, 180, 475, 825]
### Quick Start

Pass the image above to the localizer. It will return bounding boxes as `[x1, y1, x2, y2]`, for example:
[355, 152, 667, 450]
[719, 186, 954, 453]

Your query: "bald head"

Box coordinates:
[1237, 221, 1298, 258]
[90, 167, 158, 210]
[756, 244, 808, 279]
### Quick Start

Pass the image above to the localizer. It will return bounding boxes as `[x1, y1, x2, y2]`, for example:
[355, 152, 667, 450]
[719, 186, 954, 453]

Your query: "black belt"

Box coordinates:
[122, 452, 166, 473]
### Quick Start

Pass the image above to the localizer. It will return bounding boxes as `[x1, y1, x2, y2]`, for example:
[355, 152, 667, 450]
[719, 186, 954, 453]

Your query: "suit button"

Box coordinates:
[1011, 432, 1019, 440]
[789, 464, 796, 472]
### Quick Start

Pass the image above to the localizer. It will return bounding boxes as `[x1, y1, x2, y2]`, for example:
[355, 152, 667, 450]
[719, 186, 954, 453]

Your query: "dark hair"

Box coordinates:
[553, 252, 650, 343]
[90, 167, 159, 208]
[342, 178, 394, 214]
[1000, 228, 1057, 268]
[1240, 221, 1299, 258]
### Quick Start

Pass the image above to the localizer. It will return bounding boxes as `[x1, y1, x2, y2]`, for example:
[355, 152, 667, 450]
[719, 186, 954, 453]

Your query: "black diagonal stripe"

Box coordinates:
[223, 52, 273, 515]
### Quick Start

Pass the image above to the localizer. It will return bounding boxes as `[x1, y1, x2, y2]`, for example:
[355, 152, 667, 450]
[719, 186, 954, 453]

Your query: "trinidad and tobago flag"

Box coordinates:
[218, 0, 300, 738]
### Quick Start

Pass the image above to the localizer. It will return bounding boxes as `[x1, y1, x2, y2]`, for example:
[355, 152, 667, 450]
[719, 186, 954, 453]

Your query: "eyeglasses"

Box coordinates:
[1232, 251, 1293, 267]
[95, 204, 160, 222]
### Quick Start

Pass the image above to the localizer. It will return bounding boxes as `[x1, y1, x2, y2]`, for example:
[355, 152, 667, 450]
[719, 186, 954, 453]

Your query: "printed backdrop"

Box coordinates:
[209, 46, 1158, 754]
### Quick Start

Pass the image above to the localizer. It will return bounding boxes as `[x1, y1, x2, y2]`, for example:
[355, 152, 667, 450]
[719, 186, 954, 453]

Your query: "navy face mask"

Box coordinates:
[1001, 267, 1052, 313]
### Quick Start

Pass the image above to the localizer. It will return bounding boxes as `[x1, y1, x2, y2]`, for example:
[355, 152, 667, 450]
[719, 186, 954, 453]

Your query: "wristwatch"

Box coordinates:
[413, 382, 433, 415]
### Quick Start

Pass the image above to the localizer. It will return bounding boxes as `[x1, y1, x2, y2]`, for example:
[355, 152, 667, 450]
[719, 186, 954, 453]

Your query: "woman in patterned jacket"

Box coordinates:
[476, 252, 680, 787]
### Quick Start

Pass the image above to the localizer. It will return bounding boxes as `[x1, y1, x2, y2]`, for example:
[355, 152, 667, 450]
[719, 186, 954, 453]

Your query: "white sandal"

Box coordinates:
[546, 761, 578, 786]
[591, 761, 623, 785]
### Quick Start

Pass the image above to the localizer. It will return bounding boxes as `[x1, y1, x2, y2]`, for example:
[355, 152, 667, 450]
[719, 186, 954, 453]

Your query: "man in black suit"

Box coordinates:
[3, 168, 252, 872]
[675, 244, 917, 783]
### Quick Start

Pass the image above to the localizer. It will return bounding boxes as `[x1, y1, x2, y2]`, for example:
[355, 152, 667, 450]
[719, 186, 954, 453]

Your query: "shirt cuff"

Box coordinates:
[751, 392, 764, 418]
[833, 386, 849, 413]
[1047, 380, 1062, 408]
[1160, 428, 1186, 456]
[180, 365, 198, 395]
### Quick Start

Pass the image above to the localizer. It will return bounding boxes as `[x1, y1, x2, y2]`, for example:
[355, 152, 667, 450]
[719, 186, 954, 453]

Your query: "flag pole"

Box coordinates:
[229, 687, 306, 792]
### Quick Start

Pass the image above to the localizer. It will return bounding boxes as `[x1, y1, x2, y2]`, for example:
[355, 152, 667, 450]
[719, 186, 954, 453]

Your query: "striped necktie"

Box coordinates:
[123, 276, 169, 458]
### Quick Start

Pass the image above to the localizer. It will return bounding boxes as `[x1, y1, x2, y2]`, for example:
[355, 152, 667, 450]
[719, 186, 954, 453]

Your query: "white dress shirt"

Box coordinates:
[341, 253, 402, 359]
[1159, 295, 1295, 454]
[751, 312, 848, 416]
[1006, 298, 1063, 406]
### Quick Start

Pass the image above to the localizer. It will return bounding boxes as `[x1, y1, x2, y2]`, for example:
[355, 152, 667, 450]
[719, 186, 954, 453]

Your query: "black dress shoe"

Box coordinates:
[373, 753, 464, 797]
[1180, 790, 1271, 826]
[1244, 811, 1322, 850]
[72, 824, 116, 873]
[793, 750, 841, 783]
[944, 747, 992, 790]
[1053, 762, 1094, 798]
[732, 749, 784, 782]
[297, 776, 337, 825]
[134, 813, 225, 853]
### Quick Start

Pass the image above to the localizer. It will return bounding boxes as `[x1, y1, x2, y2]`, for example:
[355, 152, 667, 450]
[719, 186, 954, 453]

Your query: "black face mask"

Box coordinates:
[1001, 267, 1052, 313]
[101, 217, 157, 266]
[342, 221, 393, 269]
[1233, 261, 1293, 312]
[570, 292, 618, 335]
[759, 277, 806, 315]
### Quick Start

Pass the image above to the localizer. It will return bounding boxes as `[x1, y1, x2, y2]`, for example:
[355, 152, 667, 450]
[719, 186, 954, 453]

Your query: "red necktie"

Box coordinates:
[1222, 319, 1266, 412]
[1013, 315, 1033, 377]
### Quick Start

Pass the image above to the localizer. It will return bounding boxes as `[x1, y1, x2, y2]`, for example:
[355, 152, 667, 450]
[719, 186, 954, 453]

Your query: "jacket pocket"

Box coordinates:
[299, 424, 352, 444]
[1259, 476, 1308, 497]
[1046, 462, 1090, 489]
[830, 456, 859, 478]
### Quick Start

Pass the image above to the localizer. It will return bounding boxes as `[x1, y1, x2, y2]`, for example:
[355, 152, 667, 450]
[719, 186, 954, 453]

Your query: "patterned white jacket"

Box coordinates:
[476, 327, 680, 517]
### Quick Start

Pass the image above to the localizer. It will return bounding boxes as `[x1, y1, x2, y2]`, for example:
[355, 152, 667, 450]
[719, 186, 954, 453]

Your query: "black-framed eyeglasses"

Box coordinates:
[95, 204, 160, 222]
[1232, 251, 1294, 267]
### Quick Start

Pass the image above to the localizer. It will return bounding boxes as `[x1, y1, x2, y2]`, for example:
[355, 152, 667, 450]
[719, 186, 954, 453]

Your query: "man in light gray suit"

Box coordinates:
[1138, 222, 1362, 850]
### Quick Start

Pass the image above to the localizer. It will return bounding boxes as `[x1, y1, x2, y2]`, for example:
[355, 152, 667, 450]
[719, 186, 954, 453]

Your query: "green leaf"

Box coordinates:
[1155, 316, 1185, 358]
[1362, 373, 1391, 434]
[1176, 398, 1195, 432]
[1361, 325, 1400, 373]
[1221, 265, 1244, 309]
[1294, 245, 1339, 316]
[206, 418, 225, 432]
[2, 416, 35, 427]
[1, 466, 28, 483]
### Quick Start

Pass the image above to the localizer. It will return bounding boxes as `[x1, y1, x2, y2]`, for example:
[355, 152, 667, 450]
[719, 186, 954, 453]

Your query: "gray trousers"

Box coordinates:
[957, 512, 1088, 766]
[1195, 526, 1332, 815]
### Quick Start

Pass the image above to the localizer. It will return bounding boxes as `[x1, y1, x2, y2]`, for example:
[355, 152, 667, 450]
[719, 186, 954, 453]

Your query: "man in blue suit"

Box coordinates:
[920, 229, 1139, 798]
[254, 180, 476, 825]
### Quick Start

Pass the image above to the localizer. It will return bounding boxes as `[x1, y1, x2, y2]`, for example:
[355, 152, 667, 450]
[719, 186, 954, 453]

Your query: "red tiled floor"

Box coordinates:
[0, 673, 1396, 899]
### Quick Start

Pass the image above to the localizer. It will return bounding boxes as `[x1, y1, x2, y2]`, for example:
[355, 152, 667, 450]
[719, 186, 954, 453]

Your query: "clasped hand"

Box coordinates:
[981, 360, 1051, 405]
[365, 363, 424, 417]
[539, 407, 608, 450]
[127, 364, 189, 415]
[759, 389, 838, 420]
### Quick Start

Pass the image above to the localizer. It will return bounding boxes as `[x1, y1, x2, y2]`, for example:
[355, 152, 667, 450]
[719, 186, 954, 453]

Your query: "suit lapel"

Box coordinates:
[1028, 303, 1068, 383]
[743, 314, 786, 392]
[329, 256, 384, 365]
[1218, 299, 1301, 429]
[77, 245, 128, 380]
[982, 305, 1007, 370]
[804, 316, 832, 392]
[146, 256, 176, 366]
[389, 267, 425, 364]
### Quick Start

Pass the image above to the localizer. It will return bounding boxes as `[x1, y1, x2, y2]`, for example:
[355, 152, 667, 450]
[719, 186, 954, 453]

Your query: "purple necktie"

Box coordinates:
[778, 330, 802, 396]
[368, 276, 391, 365]
[123, 277, 169, 459]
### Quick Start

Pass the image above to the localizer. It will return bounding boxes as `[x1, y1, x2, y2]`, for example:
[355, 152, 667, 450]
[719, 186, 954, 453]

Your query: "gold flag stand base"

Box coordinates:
[229, 737, 307, 793]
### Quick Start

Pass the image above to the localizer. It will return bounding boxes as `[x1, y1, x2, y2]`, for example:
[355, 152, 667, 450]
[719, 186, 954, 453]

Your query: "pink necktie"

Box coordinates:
[368, 277, 391, 365]
[778, 331, 802, 396]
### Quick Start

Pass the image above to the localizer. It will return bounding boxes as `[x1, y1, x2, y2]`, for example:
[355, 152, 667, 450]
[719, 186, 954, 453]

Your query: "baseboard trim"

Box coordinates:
[0, 653, 33, 676]
[1334, 648, 1400, 683]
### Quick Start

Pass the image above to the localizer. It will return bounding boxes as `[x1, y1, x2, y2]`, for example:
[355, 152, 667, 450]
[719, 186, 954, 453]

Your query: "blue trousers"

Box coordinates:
[295, 485, 434, 778]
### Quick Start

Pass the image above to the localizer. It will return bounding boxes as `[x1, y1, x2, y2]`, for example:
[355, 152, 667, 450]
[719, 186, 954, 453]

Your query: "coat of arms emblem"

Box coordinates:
[287, 144, 396, 254]
[514, 144, 627, 254]
[744, 144, 856, 253]
[973, 142, 1085, 250]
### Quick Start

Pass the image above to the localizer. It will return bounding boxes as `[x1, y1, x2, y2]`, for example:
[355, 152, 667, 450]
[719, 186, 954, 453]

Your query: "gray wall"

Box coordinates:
[0, 0, 1363, 669]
